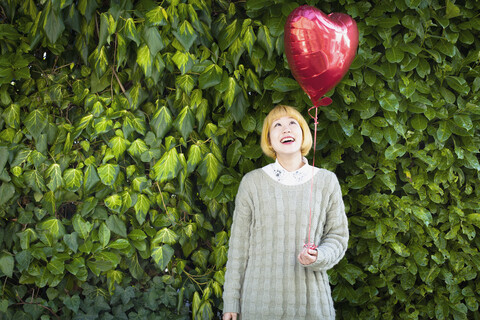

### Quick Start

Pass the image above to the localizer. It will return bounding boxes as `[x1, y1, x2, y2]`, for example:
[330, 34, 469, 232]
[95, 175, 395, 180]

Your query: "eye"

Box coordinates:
[274, 122, 281, 127]
[290, 120, 297, 125]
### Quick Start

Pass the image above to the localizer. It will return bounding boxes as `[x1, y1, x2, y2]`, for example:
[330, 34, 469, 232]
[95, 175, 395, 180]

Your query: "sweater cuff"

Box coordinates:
[223, 300, 240, 314]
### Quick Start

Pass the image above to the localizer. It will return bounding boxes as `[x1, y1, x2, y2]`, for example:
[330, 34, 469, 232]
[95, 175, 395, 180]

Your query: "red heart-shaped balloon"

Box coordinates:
[284, 5, 359, 106]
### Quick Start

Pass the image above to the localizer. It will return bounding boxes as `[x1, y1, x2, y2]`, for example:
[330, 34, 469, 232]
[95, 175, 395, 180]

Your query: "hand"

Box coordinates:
[223, 312, 238, 320]
[297, 247, 318, 265]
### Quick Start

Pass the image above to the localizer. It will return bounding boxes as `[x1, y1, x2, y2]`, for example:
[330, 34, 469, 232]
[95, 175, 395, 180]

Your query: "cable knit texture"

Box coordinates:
[223, 168, 349, 320]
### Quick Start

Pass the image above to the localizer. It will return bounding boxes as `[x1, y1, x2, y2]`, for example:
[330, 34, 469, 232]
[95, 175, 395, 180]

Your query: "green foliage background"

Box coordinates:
[0, 0, 479, 319]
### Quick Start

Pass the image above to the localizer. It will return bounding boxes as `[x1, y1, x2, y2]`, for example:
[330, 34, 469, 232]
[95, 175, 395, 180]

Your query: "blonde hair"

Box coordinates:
[260, 105, 313, 159]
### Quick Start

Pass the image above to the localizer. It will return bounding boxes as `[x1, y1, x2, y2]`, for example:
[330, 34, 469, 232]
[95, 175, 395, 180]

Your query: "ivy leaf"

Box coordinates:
[151, 244, 174, 270]
[0, 182, 15, 207]
[187, 144, 203, 173]
[24, 109, 47, 140]
[72, 215, 93, 240]
[46, 163, 63, 192]
[99, 223, 111, 248]
[63, 168, 83, 192]
[173, 106, 195, 140]
[106, 215, 127, 238]
[97, 164, 119, 186]
[153, 148, 181, 183]
[271, 77, 300, 92]
[44, 2, 65, 43]
[152, 228, 178, 245]
[109, 135, 128, 160]
[150, 106, 173, 139]
[2, 103, 20, 128]
[105, 194, 122, 213]
[199, 64, 223, 89]
[0, 254, 14, 277]
[172, 20, 197, 51]
[134, 194, 151, 225]
[198, 153, 223, 189]
[136, 44, 152, 77]
[143, 26, 164, 56]
[124, 18, 140, 46]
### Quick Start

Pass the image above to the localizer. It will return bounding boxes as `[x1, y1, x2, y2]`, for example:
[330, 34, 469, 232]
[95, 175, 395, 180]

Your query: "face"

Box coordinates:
[269, 116, 303, 158]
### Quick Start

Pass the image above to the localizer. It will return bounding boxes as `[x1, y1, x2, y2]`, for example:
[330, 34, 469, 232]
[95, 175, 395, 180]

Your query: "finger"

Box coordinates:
[308, 249, 318, 256]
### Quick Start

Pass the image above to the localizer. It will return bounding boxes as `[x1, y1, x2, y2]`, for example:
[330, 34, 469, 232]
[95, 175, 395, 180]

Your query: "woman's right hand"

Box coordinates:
[223, 312, 238, 320]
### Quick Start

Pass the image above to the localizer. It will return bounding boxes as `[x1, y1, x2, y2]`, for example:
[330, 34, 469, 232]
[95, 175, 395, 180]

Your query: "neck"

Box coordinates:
[276, 154, 304, 172]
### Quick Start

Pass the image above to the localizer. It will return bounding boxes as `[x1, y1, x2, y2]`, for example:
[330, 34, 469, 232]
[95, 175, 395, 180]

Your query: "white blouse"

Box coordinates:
[262, 157, 320, 186]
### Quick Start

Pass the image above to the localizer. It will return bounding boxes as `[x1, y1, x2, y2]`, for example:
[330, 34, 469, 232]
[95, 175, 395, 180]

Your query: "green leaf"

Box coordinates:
[172, 51, 193, 75]
[0, 254, 14, 277]
[151, 244, 174, 270]
[385, 47, 405, 63]
[99, 223, 111, 248]
[134, 194, 151, 225]
[412, 206, 433, 226]
[44, 2, 65, 43]
[411, 115, 428, 131]
[152, 228, 178, 245]
[198, 153, 223, 189]
[0, 182, 15, 207]
[173, 106, 195, 140]
[2, 103, 20, 128]
[187, 144, 203, 173]
[97, 164, 119, 186]
[153, 148, 182, 183]
[124, 18, 140, 46]
[173, 20, 197, 51]
[106, 215, 127, 238]
[72, 215, 93, 240]
[199, 64, 223, 89]
[46, 163, 63, 192]
[63, 233, 79, 253]
[385, 144, 407, 160]
[105, 194, 122, 213]
[109, 135, 128, 160]
[143, 26, 164, 56]
[63, 168, 83, 192]
[271, 77, 300, 92]
[136, 44, 153, 77]
[83, 164, 100, 192]
[145, 6, 168, 26]
[24, 109, 47, 140]
[212, 245, 228, 267]
[150, 106, 173, 139]
[436, 121, 452, 143]
[39, 218, 65, 240]
[379, 92, 399, 112]
[446, 76, 470, 95]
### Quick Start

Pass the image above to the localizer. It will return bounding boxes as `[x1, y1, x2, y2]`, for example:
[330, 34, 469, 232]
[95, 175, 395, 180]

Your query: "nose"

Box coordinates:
[283, 125, 291, 133]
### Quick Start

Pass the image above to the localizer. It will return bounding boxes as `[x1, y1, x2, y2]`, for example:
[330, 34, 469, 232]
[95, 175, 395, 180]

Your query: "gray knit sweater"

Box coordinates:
[223, 168, 349, 319]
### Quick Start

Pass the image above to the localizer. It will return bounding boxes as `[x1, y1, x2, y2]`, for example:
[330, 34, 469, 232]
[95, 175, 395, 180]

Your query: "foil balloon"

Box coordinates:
[284, 5, 359, 106]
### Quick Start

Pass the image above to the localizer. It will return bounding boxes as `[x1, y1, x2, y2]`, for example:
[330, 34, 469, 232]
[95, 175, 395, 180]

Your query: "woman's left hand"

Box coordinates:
[298, 247, 318, 265]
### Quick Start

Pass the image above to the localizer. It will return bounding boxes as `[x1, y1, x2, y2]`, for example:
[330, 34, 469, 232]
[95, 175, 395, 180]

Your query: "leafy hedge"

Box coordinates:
[0, 0, 479, 319]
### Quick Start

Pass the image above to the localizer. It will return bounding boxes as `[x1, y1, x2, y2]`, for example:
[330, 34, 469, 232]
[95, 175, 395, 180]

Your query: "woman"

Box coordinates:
[222, 105, 349, 320]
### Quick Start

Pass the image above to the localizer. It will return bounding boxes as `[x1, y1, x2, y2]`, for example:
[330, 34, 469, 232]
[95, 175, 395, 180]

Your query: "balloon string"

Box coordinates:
[305, 97, 331, 249]
[307, 104, 319, 249]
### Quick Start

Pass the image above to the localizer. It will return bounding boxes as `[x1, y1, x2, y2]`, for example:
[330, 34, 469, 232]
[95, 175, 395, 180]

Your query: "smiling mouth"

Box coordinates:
[281, 137, 295, 143]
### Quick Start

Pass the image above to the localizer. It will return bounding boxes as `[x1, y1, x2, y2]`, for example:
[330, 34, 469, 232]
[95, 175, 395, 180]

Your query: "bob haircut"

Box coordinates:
[260, 105, 313, 159]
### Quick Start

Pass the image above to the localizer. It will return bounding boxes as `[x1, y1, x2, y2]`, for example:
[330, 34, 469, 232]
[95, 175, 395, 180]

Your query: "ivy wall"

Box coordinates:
[0, 0, 479, 319]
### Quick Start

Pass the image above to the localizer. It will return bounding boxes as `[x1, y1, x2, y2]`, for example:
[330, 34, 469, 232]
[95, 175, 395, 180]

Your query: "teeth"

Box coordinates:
[281, 137, 294, 143]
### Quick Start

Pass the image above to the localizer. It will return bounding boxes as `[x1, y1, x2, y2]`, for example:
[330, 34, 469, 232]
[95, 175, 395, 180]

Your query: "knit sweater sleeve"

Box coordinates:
[307, 172, 349, 271]
[222, 174, 254, 313]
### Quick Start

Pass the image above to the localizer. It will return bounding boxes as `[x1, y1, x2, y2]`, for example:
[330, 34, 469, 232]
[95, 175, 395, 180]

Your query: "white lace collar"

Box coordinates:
[262, 157, 319, 186]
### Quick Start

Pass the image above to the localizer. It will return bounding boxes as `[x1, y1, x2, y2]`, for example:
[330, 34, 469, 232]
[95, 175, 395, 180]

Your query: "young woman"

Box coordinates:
[222, 105, 349, 320]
